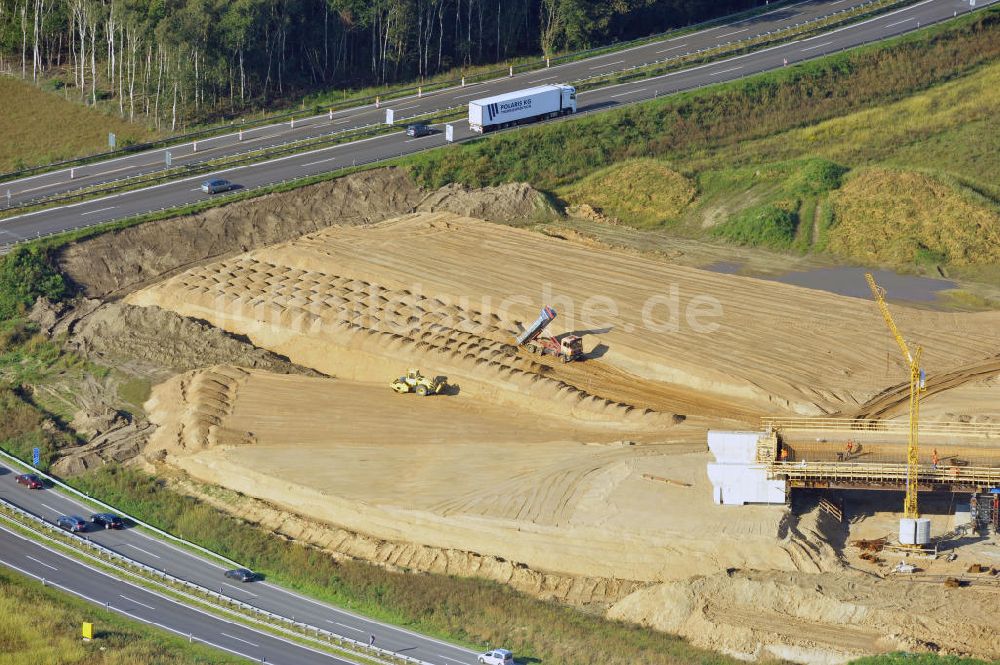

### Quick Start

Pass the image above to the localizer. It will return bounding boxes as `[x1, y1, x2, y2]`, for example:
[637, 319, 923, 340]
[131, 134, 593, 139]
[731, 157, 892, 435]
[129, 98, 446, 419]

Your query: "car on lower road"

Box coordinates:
[478, 649, 514, 665]
[56, 515, 88, 532]
[14, 473, 43, 489]
[91, 513, 125, 529]
[200, 178, 237, 194]
[224, 568, 257, 582]
[405, 123, 431, 137]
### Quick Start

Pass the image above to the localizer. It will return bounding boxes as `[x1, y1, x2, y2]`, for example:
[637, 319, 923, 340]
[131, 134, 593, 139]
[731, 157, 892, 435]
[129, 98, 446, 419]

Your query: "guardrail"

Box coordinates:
[0, 447, 240, 568]
[2, 103, 464, 213]
[0, 495, 435, 665]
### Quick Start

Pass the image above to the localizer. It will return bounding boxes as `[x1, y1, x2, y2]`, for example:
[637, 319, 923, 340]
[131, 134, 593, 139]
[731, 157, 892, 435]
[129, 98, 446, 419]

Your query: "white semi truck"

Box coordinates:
[468, 84, 576, 133]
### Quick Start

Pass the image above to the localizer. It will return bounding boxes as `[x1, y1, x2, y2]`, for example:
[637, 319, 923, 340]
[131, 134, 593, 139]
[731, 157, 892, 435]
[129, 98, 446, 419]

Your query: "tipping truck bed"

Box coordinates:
[517, 306, 557, 346]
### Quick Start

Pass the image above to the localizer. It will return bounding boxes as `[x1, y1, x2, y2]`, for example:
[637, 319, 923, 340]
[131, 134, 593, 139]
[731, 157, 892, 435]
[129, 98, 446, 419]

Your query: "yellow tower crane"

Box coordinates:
[866, 272, 926, 521]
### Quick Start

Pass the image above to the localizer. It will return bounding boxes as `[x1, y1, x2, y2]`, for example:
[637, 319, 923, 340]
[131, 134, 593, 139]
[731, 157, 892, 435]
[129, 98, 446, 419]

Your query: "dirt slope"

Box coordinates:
[58, 168, 556, 299]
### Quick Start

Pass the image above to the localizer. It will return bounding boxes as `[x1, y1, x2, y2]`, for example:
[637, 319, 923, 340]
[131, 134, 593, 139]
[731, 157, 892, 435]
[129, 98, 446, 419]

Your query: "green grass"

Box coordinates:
[851, 655, 1000, 665]
[0, 566, 245, 664]
[66, 465, 737, 665]
[0, 77, 158, 173]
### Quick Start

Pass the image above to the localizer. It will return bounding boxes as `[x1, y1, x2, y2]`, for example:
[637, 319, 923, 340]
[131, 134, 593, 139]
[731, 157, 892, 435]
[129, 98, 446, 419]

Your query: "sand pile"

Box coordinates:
[608, 568, 1000, 664]
[143, 367, 823, 583]
[129, 211, 1000, 416]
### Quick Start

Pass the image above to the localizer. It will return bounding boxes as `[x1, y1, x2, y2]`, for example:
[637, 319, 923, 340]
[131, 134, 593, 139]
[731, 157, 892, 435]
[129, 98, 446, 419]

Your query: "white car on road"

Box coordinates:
[478, 649, 514, 665]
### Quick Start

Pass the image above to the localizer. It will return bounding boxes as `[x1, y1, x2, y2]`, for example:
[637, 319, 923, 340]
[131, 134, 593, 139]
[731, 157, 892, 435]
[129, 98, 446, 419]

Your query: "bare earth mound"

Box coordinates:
[129, 211, 1000, 416]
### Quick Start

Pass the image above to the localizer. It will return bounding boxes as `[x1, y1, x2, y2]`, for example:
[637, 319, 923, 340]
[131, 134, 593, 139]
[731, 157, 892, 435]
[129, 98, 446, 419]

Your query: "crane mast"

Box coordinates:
[866, 273, 925, 520]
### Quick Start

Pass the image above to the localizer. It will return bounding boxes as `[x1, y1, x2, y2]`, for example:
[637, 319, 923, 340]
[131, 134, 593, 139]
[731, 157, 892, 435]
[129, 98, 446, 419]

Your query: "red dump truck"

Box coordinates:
[515, 306, 583, 362]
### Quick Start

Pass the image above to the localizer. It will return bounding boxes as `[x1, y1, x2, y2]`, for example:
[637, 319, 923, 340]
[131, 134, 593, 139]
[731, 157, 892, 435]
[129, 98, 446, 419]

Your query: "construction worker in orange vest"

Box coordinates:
[932, 449, 940, 469]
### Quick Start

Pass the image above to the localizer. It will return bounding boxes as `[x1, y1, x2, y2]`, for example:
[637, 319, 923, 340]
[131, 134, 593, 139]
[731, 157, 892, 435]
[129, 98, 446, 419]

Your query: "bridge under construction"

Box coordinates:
[759, 417, 1000, 493]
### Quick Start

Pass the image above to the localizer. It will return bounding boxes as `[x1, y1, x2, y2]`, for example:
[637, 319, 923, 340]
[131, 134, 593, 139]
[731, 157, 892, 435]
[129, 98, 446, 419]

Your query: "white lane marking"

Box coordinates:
[710, 65, 743, 76]
[454, 90, 487, 98]
[334, 119, 351, 124]
[527, 75, 557, 82]
[220, 632, 260, 647]
[439, 656, 469, 665]
[885, 16, 915, 28]
[405, 135, 436, 143]
[801, 41, 833, 52]
[717, 28, 748, 39]
[656, 43, 687, 54]
[302, 156, 340, 167]
[190, 187, 203, 191]
[38, 503, 60, 513]
[120, 594, 155, 610]
[611, 88, 646, 98]
[125, 543, 161, 559]
[589, 59, 625, 70]
[393, 104, 419, 111]
[222, 582, 258, 597]
[26, 555, 58, 571]
[80, 206, 115, 216]
[327, 620, 366, 633]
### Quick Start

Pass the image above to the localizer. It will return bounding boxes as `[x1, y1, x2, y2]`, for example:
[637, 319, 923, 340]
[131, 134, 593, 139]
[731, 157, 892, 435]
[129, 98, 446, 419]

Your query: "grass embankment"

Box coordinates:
[407, 7, 1000, 276]
[0, 78, 158, 173]
[0, 567, 244, 664]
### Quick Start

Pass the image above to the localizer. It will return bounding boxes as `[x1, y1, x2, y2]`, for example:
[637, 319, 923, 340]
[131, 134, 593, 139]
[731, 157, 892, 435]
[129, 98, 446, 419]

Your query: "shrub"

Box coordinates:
[712, 204, 799, 248]
[0, 246, 70, 321]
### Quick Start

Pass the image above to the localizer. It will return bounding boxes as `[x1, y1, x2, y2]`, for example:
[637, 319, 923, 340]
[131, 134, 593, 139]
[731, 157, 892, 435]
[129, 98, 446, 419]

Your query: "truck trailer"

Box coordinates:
[468, 84, 576, 133]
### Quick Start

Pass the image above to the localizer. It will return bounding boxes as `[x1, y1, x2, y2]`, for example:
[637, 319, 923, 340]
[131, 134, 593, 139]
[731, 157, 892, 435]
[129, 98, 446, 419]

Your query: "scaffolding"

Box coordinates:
[766, 460, 1000, 491]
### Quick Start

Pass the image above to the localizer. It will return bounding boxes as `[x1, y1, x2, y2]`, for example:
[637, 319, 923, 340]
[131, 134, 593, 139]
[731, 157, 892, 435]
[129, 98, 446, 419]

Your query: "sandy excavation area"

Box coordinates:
[145, 365, 815, 583]
[123, 210, 1000, 662]
[129, 212, 1000, 418]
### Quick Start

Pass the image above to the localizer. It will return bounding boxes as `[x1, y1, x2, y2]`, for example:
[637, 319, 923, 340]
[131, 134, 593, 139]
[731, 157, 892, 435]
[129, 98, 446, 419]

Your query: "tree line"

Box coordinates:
[0, 0, 764, 129]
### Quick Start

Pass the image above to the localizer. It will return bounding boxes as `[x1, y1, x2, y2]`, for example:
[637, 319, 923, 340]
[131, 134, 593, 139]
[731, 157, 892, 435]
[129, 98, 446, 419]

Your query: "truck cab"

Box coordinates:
[560, 85, 577, 113]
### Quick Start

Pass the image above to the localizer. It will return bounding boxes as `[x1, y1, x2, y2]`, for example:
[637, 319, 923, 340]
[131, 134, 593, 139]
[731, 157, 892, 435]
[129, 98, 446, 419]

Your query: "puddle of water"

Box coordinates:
[701, 263, 957, 304]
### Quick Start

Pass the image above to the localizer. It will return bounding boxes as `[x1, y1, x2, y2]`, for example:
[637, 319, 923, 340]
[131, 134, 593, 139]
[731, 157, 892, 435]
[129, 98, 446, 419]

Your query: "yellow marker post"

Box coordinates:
[82, 622, 93, 640]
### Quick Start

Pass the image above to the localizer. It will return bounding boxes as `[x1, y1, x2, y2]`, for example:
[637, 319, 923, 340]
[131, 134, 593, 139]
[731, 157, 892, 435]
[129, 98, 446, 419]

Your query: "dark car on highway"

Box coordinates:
[200, 178, 237, 194]
[56, 515, 88, 532]
[405, 123, 431, 137]
[224, 568, 257, 583]
[91, 513, 125, 529]
[14, 473, 43, 489]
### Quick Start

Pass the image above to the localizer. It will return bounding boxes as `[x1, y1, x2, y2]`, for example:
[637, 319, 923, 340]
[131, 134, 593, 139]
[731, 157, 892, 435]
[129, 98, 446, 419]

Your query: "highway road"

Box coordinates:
[0, 0, 995, 247]
[0, 524, 357, 665]
[0, 462, 481, 665]
[0, 0, 930, 207]
[2, 0, 993, 251]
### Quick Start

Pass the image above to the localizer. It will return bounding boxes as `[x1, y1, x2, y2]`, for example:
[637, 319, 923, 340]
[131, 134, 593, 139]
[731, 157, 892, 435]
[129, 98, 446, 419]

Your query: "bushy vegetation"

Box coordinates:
[0, 245, 71, 320]
[827, 169, 1000, 266]
[0, 567, 244, 664]
[0, 77, 156, 173]
[69, 465, 737, 665]
[558, 158, 696, 227]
